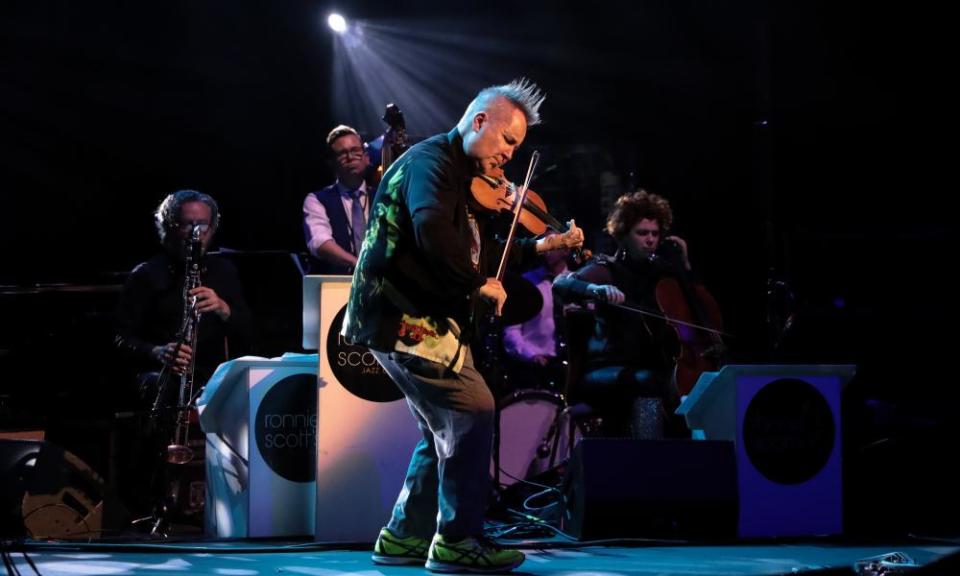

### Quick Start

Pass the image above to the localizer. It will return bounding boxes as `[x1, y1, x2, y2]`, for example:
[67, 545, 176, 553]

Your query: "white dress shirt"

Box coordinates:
[303, 181, 369, 256]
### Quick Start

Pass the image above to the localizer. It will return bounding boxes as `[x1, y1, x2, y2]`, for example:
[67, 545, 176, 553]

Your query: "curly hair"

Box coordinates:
[154, 189, 220, 243]
[605, 189, 673, 241]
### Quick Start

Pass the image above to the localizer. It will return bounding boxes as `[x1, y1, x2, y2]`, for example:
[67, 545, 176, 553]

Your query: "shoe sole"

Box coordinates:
[425, 557, 525, 573]
[372, 553, 427, 566]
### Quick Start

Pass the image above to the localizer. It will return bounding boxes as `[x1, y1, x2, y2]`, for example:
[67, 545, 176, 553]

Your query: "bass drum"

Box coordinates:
[494, 389, 582, 487]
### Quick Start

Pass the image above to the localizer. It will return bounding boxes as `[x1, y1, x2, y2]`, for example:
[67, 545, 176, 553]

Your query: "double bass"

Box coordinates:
[369, 103, 409, 188]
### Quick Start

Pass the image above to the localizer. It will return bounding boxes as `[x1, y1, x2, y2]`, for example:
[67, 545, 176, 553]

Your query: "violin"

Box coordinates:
[470, 167, 592, 265]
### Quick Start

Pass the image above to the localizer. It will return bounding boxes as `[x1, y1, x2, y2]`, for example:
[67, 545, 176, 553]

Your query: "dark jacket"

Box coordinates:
[114, 252, 253, 382]
[553, 249, 693, 371]
[342, 128, 537, 353]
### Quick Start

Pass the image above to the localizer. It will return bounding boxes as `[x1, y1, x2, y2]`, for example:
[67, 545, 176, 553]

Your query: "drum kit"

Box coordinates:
[494, 388, 582, 487]
[491, 273, 586, 491]
[499, 272, 543, 327]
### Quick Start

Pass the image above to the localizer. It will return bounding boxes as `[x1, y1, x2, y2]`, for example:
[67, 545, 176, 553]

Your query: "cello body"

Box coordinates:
[654, 276, 724, 396]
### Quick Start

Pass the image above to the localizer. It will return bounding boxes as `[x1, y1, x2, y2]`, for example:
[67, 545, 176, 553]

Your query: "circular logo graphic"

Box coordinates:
[255, 374, 317, 483]
[326, 305, 403, 402]
[742, 378, 835, 485]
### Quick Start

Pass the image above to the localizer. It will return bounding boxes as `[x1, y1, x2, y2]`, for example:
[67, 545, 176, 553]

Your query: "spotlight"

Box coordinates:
[327, 13, 347, 33]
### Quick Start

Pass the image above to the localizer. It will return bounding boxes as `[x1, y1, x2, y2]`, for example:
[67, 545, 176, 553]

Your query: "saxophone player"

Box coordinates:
[115, 190, 252, 385]
[113, 189, 253, 522]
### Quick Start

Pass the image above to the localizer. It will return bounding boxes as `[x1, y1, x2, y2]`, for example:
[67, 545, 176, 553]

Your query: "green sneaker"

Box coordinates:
[372, 527, 430, 566]
[426, 534, 525, 573]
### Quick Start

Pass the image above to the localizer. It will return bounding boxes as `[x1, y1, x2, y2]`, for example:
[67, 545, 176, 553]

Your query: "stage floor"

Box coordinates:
[4, 538, 958, 575]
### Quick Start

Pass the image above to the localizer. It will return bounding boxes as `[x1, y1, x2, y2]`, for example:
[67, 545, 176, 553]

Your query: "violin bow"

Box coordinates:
[495, 150, 540, 282]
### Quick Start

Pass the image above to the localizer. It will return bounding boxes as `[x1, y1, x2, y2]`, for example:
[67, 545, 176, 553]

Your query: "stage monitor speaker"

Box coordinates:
[562, 438, 737, 541]
[1, 439, 127, 539]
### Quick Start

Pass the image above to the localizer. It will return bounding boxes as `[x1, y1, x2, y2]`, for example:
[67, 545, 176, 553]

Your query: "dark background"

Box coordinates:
[1, 1, 954, 535]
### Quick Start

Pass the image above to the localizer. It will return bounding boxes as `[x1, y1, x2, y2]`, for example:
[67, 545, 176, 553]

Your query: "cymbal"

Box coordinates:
[500, 272, 544, 326]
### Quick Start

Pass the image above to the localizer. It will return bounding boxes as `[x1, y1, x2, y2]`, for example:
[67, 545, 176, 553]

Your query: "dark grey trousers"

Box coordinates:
[371, 346, 494, 541]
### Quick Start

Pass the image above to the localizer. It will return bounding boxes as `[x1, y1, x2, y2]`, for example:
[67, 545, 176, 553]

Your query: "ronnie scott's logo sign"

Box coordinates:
[326, 305, 403, 402]
[254, 374, 317, 483]
[743, 378, 836, 485]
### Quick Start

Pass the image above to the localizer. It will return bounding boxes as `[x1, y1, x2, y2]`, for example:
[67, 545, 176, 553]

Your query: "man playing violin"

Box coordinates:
[342, 79, 582, 572]
[554, 189, 695, 439]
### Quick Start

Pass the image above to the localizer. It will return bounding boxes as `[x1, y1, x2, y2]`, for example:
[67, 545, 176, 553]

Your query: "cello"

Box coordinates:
[652, 240, 726, 396]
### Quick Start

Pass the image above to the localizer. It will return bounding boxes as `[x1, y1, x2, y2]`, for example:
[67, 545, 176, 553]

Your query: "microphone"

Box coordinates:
[650, 240, 682, 269]
[185, 222, 206, 261]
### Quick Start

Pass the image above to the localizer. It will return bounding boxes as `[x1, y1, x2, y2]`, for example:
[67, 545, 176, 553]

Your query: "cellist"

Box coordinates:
[554, 189, 721, 439]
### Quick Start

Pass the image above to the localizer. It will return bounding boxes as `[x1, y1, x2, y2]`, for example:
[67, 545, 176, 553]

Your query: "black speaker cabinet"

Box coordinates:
[562, 438, 737, 540]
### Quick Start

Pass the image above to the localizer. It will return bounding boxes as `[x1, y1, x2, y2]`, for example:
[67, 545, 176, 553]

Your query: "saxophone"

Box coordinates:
[151, 224, 203, 465]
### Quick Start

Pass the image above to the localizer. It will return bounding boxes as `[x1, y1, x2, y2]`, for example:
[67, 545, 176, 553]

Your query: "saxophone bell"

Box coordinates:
[166, 442, 194, 465]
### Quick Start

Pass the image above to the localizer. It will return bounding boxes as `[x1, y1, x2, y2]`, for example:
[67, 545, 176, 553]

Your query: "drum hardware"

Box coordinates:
[493, 389, 583, 489]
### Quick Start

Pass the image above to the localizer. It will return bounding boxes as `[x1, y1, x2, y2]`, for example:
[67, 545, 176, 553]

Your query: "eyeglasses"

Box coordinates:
[334, 146, 365, 160]
[178, 222, 211, 233]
